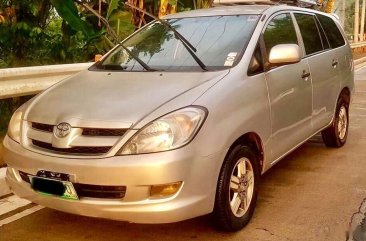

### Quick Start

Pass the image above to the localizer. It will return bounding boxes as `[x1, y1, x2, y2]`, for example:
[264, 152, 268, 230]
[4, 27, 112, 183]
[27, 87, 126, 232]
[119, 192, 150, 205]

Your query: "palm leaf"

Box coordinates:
[107, 0, 120, 20]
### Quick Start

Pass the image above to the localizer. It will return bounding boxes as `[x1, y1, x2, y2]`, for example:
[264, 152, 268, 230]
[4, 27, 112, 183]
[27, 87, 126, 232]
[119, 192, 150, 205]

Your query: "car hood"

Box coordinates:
[24, 69, 229, 128]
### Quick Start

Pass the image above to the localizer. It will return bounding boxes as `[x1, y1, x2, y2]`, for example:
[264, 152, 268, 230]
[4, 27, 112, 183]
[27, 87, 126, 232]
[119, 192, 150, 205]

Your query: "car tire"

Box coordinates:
[321, 97, 349, 148]
[212, 145, 260, 232]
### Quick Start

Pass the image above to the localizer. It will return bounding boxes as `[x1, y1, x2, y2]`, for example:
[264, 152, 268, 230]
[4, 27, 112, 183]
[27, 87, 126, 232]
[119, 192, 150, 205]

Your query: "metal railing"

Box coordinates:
[0, 63, 92, 100]
[351, 41, 366, 49]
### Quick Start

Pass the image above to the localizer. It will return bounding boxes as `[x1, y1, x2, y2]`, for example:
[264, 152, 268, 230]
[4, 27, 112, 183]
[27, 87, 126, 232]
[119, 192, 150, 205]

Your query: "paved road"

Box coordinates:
[1, 66, 366, 241]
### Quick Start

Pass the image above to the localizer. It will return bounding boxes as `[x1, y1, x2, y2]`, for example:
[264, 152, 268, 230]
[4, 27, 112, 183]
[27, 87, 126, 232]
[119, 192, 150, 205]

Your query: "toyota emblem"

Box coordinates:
[54, 123, 72, 138]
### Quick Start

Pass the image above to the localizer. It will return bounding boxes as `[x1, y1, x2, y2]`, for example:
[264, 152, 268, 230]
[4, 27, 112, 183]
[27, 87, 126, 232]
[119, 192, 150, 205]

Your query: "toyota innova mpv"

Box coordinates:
[4, 4, 354, 231]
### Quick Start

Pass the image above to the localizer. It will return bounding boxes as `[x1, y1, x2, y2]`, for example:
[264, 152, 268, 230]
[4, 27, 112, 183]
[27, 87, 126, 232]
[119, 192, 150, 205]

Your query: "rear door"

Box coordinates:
[316, 14, 352, 113]
[263, 13, 313, 162]
[293, 12, 340, 130]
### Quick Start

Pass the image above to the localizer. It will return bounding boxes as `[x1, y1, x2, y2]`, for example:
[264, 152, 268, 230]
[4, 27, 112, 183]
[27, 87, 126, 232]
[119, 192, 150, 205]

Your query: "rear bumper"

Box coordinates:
[3, 135, 227, 223]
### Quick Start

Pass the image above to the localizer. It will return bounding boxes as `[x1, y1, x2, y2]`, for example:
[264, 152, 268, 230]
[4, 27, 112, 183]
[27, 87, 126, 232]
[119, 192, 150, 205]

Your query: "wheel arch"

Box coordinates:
[339, 87, 351, 105]
[225, 132, 265, 174]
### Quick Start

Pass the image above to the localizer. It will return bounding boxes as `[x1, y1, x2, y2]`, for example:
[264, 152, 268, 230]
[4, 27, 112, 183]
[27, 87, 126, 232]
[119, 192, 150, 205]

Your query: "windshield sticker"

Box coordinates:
[248, 16, 260, 22]
[224, 52, 238, 67]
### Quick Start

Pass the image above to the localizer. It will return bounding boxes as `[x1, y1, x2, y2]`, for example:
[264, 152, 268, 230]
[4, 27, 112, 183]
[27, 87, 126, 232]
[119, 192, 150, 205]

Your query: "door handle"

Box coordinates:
[332, 60, 339, 68]
[301, 70, 311, 80]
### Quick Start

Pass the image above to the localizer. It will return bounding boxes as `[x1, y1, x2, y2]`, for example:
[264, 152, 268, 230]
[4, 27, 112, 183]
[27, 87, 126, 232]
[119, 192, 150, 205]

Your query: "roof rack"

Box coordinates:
[213, 0, 276, 5]
[213, 0, 320, 8]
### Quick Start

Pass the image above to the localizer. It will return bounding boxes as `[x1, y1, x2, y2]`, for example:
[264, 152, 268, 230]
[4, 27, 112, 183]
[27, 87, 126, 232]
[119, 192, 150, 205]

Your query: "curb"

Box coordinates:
[355, 60, 366, 71]
[0, 167, 10, 197]
[355, 56, 366, 67]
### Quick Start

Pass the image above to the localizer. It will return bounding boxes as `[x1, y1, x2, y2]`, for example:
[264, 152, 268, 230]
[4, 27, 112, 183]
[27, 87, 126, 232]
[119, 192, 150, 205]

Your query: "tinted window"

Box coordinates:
[317, 18, 330, 50]
[263, 13, 298, 56]
[317, 14, 345, 48]
[294, 13, 323, 55]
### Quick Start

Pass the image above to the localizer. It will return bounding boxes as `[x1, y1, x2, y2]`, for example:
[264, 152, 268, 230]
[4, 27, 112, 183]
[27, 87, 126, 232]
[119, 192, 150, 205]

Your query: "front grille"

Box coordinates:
[32, 122, 53, 132]
[32, 140, 112, 155]
[82, 128, 127, 136]
[74, 184, 127, 199]
[28, 122, 127, 155]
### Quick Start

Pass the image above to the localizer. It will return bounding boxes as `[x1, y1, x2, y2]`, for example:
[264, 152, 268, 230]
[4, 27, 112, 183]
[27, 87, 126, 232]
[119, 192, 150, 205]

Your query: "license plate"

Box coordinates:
[30, 176, 79, 200]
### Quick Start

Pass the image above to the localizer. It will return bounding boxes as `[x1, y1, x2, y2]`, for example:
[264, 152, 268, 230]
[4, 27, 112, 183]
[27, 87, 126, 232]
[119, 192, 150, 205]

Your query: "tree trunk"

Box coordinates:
[355, 0, 360, 43]
[341, 0, 346, 28]
[128, 0, 144, 28]
[37, 0, 52, 29]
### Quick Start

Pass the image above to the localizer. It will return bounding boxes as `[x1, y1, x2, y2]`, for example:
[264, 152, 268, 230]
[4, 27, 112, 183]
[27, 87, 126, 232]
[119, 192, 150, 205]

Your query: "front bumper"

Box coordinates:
[3, 135, 227, 223]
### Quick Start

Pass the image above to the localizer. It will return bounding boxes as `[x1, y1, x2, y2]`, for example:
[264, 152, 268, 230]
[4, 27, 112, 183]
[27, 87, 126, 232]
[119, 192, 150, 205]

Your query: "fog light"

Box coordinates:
[150, 181, 183, 199]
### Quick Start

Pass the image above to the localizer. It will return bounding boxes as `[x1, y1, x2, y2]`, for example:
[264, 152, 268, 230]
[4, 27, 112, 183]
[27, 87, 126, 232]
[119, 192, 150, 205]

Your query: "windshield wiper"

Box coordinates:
[124, 2, 208, 71]
[118, 43, 156, 71]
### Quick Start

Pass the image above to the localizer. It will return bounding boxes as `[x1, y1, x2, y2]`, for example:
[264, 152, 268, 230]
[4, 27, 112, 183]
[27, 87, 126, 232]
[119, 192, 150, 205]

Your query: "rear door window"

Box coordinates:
[263, 13, 298, 57]
[294, 13, 323, 55]
[316, 14, 345, 48]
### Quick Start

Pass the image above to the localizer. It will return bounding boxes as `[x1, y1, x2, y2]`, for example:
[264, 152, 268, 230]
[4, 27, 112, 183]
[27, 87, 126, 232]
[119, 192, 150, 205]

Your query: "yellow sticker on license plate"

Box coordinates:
[61, 181, 79, 200]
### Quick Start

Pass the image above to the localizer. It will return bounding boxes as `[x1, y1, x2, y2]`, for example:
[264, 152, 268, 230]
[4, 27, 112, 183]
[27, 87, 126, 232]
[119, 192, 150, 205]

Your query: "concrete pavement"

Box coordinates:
[0, 65, 366, 240]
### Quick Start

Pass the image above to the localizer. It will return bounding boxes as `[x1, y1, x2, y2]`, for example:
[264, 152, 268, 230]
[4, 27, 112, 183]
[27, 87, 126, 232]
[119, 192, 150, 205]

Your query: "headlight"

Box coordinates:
[118, 106, 207, 155]
[7, 109, 23, 143]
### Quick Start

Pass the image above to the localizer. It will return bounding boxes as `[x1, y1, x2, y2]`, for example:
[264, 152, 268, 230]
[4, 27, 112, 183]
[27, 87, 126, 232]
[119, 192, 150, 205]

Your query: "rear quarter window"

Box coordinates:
[316, 14, 345, 48]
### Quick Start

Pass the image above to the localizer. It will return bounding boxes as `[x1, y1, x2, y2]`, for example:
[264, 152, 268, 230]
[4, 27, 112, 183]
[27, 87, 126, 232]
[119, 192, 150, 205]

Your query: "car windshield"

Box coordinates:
[96, 15, 260, 72]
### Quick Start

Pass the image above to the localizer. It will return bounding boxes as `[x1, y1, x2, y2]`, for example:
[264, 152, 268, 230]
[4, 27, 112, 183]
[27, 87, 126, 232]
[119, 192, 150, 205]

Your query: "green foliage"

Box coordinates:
[0, 0, 116, 68]
[109, 9, 135, 40]
[0, 0, 217, 69]
[51, 0, 100, 40]
[107, 0, 120, 20]
[0, 96, 34, 134]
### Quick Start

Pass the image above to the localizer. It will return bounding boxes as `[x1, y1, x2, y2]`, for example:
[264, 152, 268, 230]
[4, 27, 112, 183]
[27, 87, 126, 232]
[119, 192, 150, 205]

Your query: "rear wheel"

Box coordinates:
[321, 97, 349, 147]
[212, 146, 259, 232]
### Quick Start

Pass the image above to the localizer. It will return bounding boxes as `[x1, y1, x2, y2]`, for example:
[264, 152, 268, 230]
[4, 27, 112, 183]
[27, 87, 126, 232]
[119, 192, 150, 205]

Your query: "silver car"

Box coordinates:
[3, 4, 354, 231]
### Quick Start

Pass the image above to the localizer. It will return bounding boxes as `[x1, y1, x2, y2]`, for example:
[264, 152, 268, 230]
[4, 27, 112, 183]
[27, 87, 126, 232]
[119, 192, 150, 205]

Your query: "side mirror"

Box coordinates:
[268, 44, 302, 67]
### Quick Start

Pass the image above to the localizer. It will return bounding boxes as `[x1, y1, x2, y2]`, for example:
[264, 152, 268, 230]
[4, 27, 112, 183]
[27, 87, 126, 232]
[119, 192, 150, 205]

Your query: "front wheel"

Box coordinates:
[321, 98, 349, 147]
[212, 146, 260, 232]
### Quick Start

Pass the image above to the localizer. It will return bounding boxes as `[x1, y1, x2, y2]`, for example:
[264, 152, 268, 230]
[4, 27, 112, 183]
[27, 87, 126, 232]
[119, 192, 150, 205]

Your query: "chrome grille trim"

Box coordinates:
[27, 127, 53, 143]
